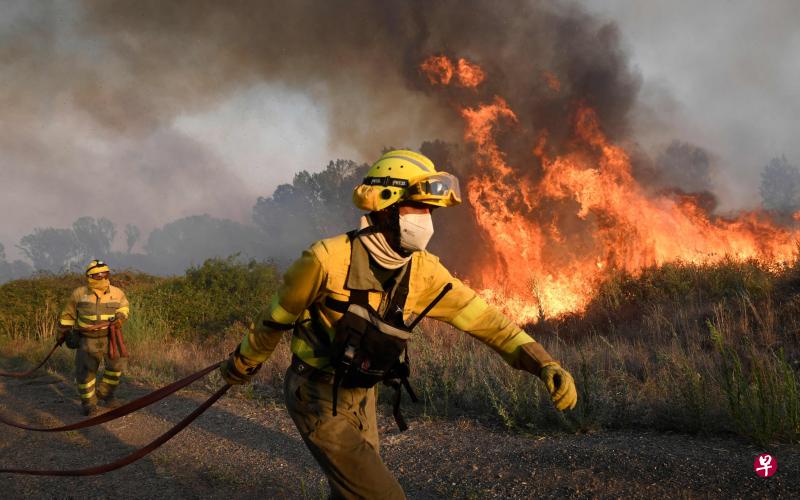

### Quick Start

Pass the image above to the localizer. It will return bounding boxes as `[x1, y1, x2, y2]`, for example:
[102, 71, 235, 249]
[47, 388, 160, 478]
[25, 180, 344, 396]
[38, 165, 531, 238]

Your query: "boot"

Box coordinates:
[96, 382, 113, 401]
[82, 401, 101, 417]
[100, 395, 126, 409]
[97, 382, 124, 408]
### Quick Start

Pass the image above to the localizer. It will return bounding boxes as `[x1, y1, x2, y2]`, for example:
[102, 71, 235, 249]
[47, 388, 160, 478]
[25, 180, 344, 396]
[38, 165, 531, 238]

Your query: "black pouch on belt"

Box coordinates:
[65, 330, 81, 349]
[330, 293, 416, 430]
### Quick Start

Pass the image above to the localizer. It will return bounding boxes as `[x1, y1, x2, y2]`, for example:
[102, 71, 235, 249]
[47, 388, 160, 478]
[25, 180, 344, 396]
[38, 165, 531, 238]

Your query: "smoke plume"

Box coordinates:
[2, 0, 642, 277]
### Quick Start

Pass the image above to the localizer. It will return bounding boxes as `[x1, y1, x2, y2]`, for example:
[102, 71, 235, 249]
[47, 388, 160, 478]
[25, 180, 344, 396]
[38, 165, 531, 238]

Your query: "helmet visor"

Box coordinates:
[407, 173, 462, 204]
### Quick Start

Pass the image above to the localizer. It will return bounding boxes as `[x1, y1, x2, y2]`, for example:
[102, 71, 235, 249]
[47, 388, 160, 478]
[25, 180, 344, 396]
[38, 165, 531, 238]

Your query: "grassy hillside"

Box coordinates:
[1, 257, 798, 446]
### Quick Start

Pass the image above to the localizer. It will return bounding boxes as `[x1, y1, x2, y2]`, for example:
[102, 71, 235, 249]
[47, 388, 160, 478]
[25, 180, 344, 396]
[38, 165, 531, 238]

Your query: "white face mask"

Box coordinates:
[399, 212, 434, 252]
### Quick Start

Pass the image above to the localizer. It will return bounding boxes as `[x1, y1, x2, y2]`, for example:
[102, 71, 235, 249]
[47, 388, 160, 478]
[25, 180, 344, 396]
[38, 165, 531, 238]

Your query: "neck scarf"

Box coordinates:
[88, 278, 110, 292]
[357, 215, 410, 270]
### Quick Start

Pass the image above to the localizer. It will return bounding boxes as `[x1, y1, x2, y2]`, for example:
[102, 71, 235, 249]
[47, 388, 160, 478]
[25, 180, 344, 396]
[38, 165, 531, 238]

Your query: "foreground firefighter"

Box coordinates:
[59, 260, 130, 417]
[221, 150, 578, 499]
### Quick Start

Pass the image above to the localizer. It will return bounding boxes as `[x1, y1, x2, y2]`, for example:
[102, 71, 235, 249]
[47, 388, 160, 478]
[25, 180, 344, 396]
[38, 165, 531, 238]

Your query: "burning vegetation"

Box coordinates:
[421, 56, 800, 321]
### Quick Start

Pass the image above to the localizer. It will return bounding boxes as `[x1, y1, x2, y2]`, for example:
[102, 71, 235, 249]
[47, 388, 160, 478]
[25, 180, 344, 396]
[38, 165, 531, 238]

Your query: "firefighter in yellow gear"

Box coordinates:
[59, 260, 130, 416]
[221, 150, 578, 499]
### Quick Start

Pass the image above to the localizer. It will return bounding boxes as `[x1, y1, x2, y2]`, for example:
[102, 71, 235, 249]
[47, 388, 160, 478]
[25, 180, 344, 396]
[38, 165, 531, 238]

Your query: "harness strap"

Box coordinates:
[385, 379, 409, 431]
[0, 362, 222, 432]
[332, 289, 369, 417]
[0, 340, 63, 379]
[0, 384, 230, 476]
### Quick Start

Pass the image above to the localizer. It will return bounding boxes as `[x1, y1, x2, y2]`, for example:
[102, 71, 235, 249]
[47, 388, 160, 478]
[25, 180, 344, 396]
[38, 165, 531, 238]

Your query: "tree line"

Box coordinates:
[1, 144, 799, 284]
[0, 159, 368, 283]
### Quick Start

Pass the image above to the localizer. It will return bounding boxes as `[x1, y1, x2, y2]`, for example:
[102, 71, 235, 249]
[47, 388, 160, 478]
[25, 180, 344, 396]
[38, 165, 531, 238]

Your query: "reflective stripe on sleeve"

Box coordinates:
[269, 298, 299, 325]
[450, 295, 490, 331]
[502, 329, 537, 355]
[240, 335, 269, 363]
[60, 319, 76, 326]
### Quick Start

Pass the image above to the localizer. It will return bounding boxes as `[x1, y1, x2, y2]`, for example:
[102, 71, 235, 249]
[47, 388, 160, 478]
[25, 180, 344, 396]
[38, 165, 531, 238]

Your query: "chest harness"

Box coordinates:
[318, 232, 452, 431]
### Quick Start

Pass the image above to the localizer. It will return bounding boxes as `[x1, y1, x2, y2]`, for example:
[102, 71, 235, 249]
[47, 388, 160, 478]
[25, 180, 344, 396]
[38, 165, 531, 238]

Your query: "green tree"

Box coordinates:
[252, 159, 368, 257]
[125, 224, 141, 254]
[72, 216, 116, 260]
[144, 214, 268, 269]
[0, 243, 33, 283]
[17, 228, 82, 272]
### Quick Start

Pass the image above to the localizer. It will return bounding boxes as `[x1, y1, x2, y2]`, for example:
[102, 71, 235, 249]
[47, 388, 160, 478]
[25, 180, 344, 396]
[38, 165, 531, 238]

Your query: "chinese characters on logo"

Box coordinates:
[754, 454, 777, 478]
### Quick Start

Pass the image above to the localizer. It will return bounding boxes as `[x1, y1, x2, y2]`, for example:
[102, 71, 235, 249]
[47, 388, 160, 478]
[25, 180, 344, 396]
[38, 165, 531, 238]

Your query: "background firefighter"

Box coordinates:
[220, 150, 578, 499]
[58, 260, 130, 417]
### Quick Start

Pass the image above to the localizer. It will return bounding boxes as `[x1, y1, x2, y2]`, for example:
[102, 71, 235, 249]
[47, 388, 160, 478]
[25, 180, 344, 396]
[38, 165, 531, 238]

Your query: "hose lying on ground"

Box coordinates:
[0, 361, 222, 432]
[0, 340, 63, 379]
[0, 384, 230, 476]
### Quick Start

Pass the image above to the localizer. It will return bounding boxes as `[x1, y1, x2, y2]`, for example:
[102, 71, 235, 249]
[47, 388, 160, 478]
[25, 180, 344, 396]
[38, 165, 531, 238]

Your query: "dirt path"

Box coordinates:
[0, 370, 797, 499]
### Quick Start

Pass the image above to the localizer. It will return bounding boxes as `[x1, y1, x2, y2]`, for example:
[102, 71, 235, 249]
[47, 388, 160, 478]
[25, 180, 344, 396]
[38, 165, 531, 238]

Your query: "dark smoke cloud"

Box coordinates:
[2, 0, 641, 273]
[78, 0, 639, 148]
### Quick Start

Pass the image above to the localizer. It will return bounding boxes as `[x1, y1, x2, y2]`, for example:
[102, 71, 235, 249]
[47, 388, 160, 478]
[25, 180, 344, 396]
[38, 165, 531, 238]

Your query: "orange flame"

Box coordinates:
[421, 56, 485, 88]
[456, 58, 486, 88]
[543, 71, 561, 92]
[422, 56, 800, 322]
[421, 56, 454, 85]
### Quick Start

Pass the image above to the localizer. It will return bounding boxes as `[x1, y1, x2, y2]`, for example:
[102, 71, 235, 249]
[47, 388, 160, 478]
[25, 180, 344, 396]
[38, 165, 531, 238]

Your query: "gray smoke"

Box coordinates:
[1, 0, 642, 266]
[6, 0, 794, 275]
[582, 0, 800, 210]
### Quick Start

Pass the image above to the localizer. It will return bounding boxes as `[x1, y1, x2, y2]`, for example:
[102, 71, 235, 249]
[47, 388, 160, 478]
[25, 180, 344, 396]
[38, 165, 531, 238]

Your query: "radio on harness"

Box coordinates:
[330, 281, 453, 431]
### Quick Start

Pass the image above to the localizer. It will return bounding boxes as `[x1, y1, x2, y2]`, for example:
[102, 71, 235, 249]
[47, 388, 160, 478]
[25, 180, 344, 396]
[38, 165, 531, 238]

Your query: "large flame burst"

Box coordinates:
[422, 56, 799, 322]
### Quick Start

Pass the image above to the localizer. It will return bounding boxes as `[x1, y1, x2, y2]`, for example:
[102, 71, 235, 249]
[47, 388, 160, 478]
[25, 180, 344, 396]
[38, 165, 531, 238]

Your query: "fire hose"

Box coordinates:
[0, 339, 64, 378]
[0, 361, 228, 476]
[108, 321, 129, 359]
[0, 321, 127, 379]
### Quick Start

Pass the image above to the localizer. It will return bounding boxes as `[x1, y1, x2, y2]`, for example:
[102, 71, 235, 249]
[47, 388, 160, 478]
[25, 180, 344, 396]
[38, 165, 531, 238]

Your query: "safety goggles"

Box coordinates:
[89, 271, 109, 279]
[406, 173, 462, 203]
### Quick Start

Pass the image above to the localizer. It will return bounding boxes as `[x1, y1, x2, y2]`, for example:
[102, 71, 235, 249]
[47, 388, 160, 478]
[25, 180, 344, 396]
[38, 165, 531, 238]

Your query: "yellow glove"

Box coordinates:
[540, 362, 578, 411]
[219, 346, 262, 385]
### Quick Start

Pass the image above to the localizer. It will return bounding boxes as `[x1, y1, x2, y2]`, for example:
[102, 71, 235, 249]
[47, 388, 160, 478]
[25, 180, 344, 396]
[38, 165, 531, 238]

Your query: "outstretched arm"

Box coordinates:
[416, 258, 577, 410]
[220, 245, 327, 385]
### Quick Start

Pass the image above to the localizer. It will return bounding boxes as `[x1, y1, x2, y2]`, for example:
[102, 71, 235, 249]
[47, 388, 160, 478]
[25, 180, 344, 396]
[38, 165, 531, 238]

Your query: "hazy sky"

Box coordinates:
[1, 0, 798, 259]
[583, 0, 800, 208]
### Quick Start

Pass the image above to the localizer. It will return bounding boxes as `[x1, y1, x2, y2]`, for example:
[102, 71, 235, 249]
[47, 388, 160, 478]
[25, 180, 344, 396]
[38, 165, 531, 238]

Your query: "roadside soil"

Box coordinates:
[0, 368, 798, 499]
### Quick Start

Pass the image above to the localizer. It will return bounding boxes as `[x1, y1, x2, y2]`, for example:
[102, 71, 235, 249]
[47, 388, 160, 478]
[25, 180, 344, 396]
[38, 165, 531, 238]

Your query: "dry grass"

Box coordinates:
[1, 258, 799, 446]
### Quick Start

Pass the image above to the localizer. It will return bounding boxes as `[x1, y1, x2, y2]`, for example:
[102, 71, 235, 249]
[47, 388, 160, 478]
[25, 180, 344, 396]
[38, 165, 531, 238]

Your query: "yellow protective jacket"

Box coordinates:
[240, 233, 538, 372]
[59, 285, 130, 338]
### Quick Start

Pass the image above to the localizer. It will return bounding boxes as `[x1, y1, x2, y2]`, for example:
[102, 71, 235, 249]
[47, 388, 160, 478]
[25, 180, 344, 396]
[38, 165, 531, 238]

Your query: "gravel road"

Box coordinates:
[0, 370, 797, 499]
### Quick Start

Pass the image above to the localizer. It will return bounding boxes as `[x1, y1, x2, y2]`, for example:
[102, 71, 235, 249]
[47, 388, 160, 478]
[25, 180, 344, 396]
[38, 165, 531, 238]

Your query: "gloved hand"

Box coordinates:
[513, 342, 578, 411]
[56, 324, 71, 344]
[540, 362, 578, 411]
[219, 346, 262, 385]
[113, 312, 127, 327]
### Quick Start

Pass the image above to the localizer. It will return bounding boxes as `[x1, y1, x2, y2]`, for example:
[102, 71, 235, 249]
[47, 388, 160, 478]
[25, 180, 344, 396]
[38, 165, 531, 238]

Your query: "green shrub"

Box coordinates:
[135, 256, 280, 338]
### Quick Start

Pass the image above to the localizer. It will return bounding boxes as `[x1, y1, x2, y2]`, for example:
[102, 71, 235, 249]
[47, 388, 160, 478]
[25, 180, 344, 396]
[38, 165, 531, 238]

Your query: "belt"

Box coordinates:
[81, 328, 110, 339]
[290, 355, 335, 384]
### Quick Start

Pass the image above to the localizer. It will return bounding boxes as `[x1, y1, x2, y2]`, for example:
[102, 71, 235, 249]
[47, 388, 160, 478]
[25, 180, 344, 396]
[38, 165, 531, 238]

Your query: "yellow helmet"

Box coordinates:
[352, 149, 462, 211]
[85, 259, 110, 276]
